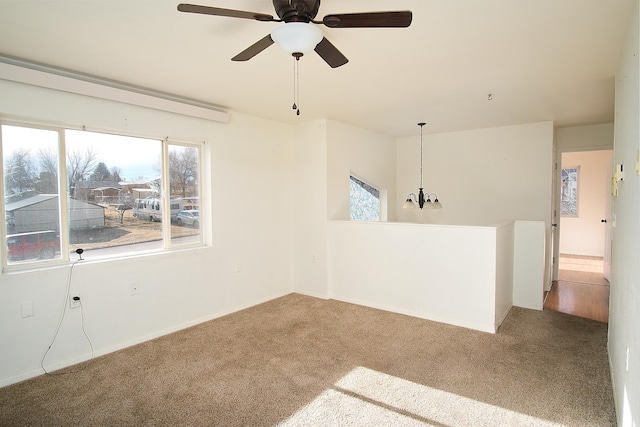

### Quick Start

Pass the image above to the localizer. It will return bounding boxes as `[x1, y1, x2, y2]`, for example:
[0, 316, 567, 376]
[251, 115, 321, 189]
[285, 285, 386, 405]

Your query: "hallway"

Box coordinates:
[544, 255, 610, 323]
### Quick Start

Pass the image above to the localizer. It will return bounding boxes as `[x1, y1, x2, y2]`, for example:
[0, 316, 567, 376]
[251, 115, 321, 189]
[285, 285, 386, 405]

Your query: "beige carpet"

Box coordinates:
[0, 294, 615, 426]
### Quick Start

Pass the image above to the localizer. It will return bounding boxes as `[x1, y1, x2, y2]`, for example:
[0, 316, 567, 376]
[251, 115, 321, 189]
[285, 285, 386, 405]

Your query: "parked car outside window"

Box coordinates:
[6, 231, 60, 261]
[176, 210, 199, 228]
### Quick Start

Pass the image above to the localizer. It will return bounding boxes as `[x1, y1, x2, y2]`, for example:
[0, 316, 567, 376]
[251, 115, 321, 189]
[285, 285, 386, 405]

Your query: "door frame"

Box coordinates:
[552, 145, 613, 283]
[551, 148, 560, 286]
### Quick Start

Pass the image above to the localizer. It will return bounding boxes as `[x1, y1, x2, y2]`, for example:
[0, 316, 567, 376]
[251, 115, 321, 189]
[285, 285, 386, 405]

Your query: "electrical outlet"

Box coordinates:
[69, 295, 81, 309]
[131, 282, 140, 296]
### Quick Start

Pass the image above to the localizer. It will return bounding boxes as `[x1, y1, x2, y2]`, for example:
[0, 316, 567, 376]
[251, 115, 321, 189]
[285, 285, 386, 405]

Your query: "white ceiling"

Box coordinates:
[0, 0, 635, 137]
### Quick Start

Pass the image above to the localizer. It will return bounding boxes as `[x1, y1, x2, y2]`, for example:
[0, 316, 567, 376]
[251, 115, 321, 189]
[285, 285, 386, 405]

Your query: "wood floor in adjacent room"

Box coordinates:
[544, 254, 610, 323]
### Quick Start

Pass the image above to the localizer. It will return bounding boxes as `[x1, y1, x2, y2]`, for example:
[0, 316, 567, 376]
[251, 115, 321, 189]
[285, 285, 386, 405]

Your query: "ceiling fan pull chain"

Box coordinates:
[296, 56, 301, 115]
[292, 57, 297, 111]
[291, 56, 301, 115]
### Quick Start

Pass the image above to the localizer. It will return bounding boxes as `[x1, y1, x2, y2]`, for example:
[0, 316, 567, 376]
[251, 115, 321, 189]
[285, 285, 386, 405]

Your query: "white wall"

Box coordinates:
[559, 150, 613, 257]
[494, 222, 515, 326]
[396, 122, 554, 290]
[326, 120, 396, 221]
[512, 221, 546, 310]
[0, 80, 294, 386]
[556, 123, 614, 151]
[292, 119, 328, 299]
[328, 221, 514, 333]
[327, 219, 546, 333]
[609, 1, 640, 425]
[396, 122, 554, 226]
[292, 119, 398, 298]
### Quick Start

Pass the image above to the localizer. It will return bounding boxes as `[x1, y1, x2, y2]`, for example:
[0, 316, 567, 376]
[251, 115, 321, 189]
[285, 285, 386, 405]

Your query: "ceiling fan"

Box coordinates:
[177, 0, 413, 68]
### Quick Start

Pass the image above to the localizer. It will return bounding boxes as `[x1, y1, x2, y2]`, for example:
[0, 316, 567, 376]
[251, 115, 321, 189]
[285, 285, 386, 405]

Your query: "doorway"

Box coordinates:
[545, 149, 612, 323]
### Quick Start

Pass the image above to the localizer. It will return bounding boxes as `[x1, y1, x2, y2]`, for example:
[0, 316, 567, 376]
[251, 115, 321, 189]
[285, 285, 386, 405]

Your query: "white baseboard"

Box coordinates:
[0, 290, 292, 388]
[329, 294, 496, 334]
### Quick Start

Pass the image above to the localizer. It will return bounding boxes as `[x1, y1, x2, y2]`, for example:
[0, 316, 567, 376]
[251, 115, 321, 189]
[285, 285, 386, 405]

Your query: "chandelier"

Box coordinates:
[402, 122, 442, 210]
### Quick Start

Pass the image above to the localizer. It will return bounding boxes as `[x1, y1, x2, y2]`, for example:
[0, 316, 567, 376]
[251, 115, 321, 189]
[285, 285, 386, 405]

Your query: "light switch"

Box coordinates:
[615, 164, 625, 182]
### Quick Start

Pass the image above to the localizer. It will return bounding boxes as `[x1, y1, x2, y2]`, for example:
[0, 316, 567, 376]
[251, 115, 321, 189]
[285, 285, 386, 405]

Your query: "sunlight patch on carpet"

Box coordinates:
[279, 367, 566, 427]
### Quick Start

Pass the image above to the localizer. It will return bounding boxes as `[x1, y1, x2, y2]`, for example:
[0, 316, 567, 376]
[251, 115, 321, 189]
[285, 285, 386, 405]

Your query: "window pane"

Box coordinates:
[65, 130, 163, 257]
[561, 167, 578, 216]
[350, 176, 380, 221]
[169, 144, 201, 245]
[3, 125, 62, 264]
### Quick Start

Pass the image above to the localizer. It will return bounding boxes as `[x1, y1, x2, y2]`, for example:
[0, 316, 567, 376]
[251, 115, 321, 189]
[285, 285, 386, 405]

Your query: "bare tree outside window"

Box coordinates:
[67, 145, 98, 199]
[37, 147, 59, 194]
[110, 166, 122, 184]
[169, 146, 198, 198]
[38, 147, 58, 176]
[4, 148, 37, 196]
[561, 167, 579, 216]
[169, 144, 200, 245]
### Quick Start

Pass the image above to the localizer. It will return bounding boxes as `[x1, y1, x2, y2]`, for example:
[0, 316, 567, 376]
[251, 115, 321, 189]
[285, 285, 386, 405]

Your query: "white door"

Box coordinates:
[603, 161, 613, 281]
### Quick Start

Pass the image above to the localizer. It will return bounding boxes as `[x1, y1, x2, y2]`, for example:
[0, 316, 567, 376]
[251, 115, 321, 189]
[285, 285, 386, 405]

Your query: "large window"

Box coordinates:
[2, 122, 203, 268]
[560, 167, 579, 216]
[350, 175, 381, 222]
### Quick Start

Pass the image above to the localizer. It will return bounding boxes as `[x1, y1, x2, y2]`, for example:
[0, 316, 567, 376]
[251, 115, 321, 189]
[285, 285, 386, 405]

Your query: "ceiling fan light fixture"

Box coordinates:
[270, 23, 323, 56]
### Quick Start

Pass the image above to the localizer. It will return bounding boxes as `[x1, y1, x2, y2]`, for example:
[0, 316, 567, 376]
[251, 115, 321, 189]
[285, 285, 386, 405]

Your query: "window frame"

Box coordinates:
[164, 140, 204, 248]
[1, 121, 66, 269]
[1, 119, 206, 270]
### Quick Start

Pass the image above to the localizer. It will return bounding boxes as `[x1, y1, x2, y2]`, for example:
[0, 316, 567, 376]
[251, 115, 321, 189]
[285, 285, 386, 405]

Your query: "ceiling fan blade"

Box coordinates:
[231, 34, 275, 62]
[322, 11, 412, 28]
[314, 37, 348, 68]
[177, 3, 275, 22]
